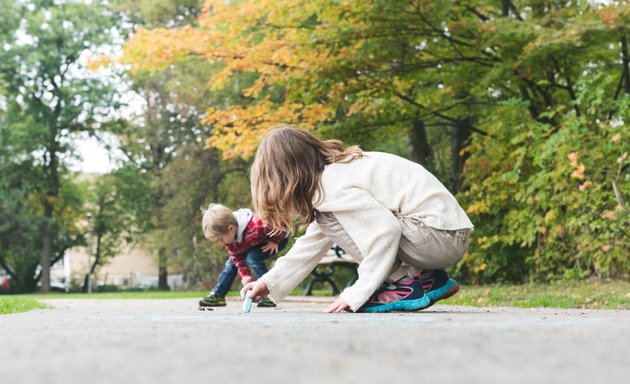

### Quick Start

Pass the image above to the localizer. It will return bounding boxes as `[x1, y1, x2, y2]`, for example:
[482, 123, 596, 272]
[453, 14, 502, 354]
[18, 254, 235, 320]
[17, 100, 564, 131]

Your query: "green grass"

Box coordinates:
[297, 281, 630, 310]
[0, 296, 48, 314]
[20, 291, 210, 300]
[445, 281, 630, 310]
[3, 281, 629, 311]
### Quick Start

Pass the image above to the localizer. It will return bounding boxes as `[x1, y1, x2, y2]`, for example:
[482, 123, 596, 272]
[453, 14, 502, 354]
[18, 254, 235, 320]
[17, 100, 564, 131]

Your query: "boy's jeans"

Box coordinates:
[213, 237, 289, 297]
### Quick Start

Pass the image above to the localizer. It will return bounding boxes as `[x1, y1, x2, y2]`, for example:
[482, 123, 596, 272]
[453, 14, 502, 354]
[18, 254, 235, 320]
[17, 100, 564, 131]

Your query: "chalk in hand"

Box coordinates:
[242, 289, 253, 313]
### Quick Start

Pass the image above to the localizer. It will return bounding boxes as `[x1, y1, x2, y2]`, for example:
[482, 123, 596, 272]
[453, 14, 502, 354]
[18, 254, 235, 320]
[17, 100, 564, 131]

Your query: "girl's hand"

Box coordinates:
[261, 241, 279, 254]
[324, 297, 351, 313]
[240, 280, 269, 303]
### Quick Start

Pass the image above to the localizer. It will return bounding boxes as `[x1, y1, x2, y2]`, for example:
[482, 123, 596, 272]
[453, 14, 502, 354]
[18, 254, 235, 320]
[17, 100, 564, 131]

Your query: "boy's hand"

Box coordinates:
[261, 241, 279, 254]
[241, 275, 252, 286]
[324, 297, 351, 313]
[241, 280, 269, 303]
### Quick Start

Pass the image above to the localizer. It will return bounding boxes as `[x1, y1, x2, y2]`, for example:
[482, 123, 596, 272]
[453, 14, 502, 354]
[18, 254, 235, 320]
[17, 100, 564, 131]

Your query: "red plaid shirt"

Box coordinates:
[225, 213, 288, 278]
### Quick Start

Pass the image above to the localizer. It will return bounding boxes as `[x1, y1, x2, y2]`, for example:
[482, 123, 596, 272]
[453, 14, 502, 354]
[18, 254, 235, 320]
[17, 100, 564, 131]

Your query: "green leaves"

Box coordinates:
[0, 0, 122, 291]
[117, 0, 629, 284]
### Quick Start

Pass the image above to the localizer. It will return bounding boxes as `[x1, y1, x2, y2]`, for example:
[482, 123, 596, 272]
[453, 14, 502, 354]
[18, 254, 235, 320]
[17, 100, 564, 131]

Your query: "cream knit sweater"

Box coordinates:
[259, 151, 473, 311]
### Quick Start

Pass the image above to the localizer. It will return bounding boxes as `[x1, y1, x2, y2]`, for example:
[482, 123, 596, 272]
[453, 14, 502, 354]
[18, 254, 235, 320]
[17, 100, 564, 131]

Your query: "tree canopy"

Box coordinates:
[1, 0, 628, 290]
[122, 0, 629, 282]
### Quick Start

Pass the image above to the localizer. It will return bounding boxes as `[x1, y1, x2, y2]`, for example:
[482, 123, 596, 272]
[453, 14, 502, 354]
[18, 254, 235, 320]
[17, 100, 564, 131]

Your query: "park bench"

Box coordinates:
[303, 245, 358, 296]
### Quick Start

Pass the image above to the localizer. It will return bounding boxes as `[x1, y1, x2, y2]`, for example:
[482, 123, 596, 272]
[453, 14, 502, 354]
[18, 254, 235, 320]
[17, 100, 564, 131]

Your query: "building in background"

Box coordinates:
[60, 244, 183, 291]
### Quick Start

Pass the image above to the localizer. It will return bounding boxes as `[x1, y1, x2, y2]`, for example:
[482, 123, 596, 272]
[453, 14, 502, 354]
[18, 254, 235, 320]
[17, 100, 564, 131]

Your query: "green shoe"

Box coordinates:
[199, 292, 226, 307]
[257, 297, 276, 308]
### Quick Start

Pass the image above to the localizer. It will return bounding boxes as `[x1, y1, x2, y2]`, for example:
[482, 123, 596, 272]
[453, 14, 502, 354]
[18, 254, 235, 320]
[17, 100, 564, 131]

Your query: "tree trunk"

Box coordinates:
[621, 36, 630, 94]
[409, 117, 432, 168]
[40, 203, 53, 293]
[451, 120, 472, 192]
[158, 247, 169, 290]
[82, 234, 102, 293]
[502, 0, 510, 16]
[40, 139, 59, 293]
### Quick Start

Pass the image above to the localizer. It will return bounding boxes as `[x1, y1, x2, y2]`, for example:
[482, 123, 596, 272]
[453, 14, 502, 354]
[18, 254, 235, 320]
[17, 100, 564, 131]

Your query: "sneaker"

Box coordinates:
[198, 292, 226, 307]
[358, 275, 430, 313]
[257, 297, 276, 308]
[419, 269, 460, 307]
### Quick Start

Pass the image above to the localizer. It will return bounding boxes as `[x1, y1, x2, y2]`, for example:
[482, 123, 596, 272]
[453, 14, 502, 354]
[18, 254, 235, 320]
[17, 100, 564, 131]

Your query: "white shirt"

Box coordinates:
[260, 151, 473, 311]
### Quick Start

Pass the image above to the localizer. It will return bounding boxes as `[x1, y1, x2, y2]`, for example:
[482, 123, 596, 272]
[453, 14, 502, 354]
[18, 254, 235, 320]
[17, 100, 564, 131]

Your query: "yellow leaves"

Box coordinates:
[544, 209, 557, 223]
[466, 201, 489, 215]
[300, 104, 334, 123]
[122, 0, 377, 158]
[205, 100, 334, 159]
[85, 54, 115, 71]
[346, 102, 361, 117]
[122, 27, 204, 72]
[392, 77, 408, 95]
[476, 235, 499, 251]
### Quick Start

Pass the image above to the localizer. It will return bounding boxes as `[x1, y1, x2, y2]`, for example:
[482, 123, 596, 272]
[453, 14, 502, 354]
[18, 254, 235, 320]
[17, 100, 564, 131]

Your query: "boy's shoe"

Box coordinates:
[257, 297, 277, 308]
[418, 269, 460, 307]
[358, 275, 430, 313]
[198, 292, 226, 307]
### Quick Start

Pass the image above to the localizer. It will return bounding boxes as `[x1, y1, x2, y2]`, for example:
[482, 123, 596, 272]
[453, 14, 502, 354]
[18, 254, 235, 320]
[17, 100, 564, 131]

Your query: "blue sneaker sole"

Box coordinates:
[426, 278, 459, 304]
[358, 294, 431, 313]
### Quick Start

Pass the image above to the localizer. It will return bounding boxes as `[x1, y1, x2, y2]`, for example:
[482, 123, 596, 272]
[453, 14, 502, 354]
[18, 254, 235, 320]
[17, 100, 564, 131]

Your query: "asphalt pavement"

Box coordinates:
[1, 297, 628, 384]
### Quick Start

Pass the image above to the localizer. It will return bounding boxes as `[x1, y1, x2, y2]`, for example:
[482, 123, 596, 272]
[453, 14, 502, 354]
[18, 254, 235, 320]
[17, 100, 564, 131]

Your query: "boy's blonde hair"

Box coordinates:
[201, 203, 237, 240]
[250, 125, 363, 233]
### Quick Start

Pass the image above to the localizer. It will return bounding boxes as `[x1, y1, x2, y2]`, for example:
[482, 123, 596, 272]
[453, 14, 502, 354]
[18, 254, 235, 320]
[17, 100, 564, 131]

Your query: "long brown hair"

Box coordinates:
[250, 125, 363, 232]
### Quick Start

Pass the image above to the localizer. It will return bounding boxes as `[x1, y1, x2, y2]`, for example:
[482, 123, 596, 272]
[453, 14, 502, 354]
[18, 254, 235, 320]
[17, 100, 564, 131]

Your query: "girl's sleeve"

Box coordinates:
[332, 189, 402, 312]
[259, 221, 333, 304]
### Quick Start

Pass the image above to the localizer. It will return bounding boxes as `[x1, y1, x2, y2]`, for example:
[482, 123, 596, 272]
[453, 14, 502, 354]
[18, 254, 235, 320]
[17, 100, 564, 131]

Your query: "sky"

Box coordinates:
[67, 133, 122, 174]
[72, 139, 114, 174]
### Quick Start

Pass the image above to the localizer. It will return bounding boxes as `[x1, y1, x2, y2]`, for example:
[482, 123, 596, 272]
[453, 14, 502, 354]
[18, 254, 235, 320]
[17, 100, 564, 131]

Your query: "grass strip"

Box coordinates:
[446, 281, 630, 310]
[6, 281, 630, 310]
[0, 296, 48, 315]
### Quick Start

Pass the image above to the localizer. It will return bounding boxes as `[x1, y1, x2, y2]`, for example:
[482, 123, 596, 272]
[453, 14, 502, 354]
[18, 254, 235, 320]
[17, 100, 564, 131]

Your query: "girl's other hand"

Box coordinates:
[240, 280, 269, 303]
[324, 297, 350, 313]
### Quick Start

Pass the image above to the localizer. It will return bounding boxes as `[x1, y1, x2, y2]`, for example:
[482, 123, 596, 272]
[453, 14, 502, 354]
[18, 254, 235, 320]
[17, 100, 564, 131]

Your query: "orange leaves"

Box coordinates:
[205, 100, 334, 159]
[121, 0, 377, 158]
[568, 151, 585, 180]
[599, 7, 620, 29]
[568, 151, 593, 191]
[123, 27, 205, 72]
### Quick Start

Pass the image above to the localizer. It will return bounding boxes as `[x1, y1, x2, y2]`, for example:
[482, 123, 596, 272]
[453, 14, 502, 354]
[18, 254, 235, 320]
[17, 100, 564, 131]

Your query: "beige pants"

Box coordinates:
[316, 212, 470, 282]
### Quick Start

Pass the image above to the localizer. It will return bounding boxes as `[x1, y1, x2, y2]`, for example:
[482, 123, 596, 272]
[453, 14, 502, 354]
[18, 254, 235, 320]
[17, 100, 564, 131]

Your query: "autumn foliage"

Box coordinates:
[121, 0, 629, 283]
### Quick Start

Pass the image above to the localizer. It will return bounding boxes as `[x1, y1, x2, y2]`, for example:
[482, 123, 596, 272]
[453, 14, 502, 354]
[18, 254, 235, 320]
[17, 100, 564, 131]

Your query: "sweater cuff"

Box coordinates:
[259, 275, 283, 304]
[339, 290, 368, 312]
